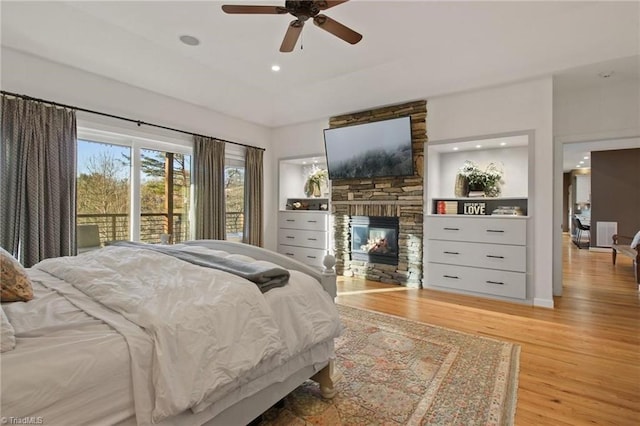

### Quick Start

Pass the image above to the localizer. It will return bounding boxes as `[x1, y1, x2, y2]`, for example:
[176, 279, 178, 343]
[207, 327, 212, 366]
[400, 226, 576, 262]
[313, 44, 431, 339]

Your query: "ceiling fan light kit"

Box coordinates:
[222, 0, 362, 52]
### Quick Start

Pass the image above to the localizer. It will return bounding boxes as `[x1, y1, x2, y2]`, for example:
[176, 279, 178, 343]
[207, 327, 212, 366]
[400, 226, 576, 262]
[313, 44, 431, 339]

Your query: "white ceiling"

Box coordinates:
[1, 1, 639, 128]
[563, 137, 640, 173]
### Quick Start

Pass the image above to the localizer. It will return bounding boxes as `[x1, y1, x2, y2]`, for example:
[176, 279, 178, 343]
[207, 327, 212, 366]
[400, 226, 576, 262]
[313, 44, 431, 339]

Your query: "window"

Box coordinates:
[77, 140, 131, 242]
[139, 149, 192, 243]
[225, 161, 245, 242]
[76, 128, 193, 245]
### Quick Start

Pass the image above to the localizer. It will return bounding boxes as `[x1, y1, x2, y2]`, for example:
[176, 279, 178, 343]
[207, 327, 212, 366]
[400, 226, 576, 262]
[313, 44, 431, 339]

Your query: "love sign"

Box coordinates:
[463, 202, 487, 215]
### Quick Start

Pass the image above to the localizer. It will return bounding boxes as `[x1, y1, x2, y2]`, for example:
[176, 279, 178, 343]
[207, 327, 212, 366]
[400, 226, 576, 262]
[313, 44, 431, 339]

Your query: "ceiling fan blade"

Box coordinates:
[313, 14, 362, 45]
[221, 5, 287, 14]
[280, 20, 304, 52]
[317, 1, 350, 10]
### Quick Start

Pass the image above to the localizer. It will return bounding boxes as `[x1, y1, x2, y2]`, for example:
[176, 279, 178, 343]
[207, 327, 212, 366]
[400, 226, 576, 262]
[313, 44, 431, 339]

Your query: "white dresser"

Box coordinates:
[425, 215, 528, 300]
[277, 210, 330, 269]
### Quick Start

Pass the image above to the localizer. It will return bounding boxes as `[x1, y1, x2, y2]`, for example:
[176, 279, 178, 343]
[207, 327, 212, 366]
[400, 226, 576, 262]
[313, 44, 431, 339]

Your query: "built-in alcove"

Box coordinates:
[425, 131, 534, 304]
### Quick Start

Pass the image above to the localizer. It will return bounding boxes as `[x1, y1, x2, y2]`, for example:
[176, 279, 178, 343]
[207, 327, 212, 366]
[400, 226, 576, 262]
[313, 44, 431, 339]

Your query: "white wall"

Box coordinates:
[428, 78, 554, 308]
[555, 78, 640, 142]
[1, 48, 276, 247]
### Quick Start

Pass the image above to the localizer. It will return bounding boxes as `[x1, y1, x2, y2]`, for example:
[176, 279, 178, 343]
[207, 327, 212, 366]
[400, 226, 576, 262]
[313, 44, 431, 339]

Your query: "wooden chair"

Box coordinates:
[612, 234, 640, 286]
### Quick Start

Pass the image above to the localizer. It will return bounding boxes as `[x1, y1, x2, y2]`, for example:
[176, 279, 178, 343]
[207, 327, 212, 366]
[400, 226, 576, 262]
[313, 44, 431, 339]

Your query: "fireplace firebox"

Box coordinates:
[350, 216, 399, 266]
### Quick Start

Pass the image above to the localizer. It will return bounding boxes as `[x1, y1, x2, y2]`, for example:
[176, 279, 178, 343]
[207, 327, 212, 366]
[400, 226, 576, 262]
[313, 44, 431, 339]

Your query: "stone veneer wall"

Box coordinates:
[330, 100, 426, 287]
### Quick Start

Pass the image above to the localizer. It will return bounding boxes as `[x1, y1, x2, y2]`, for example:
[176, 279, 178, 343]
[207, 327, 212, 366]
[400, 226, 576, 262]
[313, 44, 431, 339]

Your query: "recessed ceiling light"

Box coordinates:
[583, 156, 589, 160]
[179, 35, 200, 46]
[271, 65, 281, 72]
[302, 161, 307, 164]
[475, 145, 482, 149]
[452, 147, 459, 151]
[579, 161, 584, 164]
[576, 165, 581, 168]
[500, 142, 507, 146]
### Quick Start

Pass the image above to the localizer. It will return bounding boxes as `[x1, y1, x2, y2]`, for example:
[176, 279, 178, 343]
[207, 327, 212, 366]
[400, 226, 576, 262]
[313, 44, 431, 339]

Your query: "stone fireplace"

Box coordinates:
[329, 100, 426, 287]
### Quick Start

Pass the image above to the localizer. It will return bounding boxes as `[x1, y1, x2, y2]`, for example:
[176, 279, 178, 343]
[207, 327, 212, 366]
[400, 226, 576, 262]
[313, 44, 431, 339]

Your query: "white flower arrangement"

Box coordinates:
[458, 160, 504, 197]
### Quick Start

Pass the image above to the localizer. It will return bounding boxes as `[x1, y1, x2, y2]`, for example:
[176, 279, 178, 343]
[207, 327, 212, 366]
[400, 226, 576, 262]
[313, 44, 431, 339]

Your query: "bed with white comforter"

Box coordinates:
[1, 241, 342, 426]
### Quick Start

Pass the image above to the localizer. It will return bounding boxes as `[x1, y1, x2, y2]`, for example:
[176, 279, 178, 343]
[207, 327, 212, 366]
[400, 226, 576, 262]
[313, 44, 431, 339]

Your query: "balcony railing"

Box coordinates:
[77, 212, 244, 245]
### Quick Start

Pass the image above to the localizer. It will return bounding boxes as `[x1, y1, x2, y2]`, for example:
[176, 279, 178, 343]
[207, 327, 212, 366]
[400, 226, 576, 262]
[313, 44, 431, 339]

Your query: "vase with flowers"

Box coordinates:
[304, 168, 328, 198]
[458, 160, 503, 197]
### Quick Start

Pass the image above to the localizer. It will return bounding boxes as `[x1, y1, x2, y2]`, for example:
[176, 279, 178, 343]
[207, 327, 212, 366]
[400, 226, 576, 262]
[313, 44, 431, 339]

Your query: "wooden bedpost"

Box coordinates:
[612, 234, 618, 265]
[311, 360, 340, 399]
[321, 252, 337, 299]
[312, 252, 341, 398]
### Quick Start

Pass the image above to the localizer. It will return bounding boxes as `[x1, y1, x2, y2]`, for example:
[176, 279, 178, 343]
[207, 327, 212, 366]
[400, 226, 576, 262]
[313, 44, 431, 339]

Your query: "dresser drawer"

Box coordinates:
[278, 229, 328, 250]
[277, 244, 326, 268]
[279, 211, 328, 231]
[427, 216, 526, 246]
[426, 262, 526, 299]
[427, 240, 526, 272]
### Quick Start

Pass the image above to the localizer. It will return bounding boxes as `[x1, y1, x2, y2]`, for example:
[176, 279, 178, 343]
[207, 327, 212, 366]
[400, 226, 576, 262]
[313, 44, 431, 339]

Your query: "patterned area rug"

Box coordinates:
[259, 304, 520, 425]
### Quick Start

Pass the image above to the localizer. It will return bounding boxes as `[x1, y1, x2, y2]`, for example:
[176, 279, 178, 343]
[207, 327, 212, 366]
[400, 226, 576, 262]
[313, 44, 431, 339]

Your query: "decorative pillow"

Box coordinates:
[1, 306, 16, 352]
[0, 247, 34, 302]
[631, 230, 640, 249]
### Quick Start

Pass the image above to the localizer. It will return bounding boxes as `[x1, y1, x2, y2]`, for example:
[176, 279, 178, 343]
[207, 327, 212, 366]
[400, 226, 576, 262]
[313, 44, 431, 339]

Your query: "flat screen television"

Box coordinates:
[323, 116, 413, 180]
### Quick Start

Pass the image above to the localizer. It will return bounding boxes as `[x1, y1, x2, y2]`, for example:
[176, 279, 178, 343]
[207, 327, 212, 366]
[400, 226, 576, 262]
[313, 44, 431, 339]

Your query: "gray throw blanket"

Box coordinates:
[108, 241, 289, 293]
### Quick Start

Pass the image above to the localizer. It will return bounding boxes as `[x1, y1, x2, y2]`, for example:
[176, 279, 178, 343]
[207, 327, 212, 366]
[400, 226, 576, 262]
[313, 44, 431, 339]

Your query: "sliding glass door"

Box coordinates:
[77, 134, 193, 245]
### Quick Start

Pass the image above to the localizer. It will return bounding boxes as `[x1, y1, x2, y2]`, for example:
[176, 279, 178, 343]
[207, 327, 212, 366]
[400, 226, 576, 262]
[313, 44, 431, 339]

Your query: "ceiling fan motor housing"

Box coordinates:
[285, 0, 324, 20]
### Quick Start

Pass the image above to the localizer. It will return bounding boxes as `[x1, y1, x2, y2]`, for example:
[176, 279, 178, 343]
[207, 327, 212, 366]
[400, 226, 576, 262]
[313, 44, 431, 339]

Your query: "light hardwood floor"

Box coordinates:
[335, 234, 639, 425]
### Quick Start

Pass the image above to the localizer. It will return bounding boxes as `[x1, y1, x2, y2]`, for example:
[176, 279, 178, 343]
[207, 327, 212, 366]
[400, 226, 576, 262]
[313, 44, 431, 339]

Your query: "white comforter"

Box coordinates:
[33, 244, 341, 425]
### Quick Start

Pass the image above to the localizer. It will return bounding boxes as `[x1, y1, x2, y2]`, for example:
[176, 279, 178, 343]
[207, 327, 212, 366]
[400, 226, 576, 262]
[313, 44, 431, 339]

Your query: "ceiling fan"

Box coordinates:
[221, 1, 362, 52]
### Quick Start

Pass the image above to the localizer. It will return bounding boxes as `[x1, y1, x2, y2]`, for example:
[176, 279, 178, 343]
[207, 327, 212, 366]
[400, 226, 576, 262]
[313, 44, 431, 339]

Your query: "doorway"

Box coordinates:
[555, 137, 640, 296]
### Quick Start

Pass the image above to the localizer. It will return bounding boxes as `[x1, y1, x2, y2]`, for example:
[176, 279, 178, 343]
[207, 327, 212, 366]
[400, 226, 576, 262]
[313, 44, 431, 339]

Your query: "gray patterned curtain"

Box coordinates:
[0, 95, 77, 266]
[243, 147, 263, 247]
[193, 135, 226, 239]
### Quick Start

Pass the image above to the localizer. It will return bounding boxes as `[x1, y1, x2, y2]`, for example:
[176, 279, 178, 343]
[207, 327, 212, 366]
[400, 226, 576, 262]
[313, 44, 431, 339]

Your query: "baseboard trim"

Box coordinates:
[533, 298, 554, 309]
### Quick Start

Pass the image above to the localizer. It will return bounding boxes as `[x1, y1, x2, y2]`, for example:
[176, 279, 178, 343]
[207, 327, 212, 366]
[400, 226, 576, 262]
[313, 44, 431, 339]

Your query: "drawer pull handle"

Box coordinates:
[286, 236, 295, 239]
[307, 238, 317, 241]
[307, 220, 318, 223]
[443, 227, 460, 231]
[306, 255, 317, 259]
[486, 229, 505, 233]
[486, 280, 504, 285]
[486, 255, 505, 259]
[443, 275, 459, 279]
[285, 253, 294, 256]
[443, 251, 460, 255]
[286, 219, 295, 222]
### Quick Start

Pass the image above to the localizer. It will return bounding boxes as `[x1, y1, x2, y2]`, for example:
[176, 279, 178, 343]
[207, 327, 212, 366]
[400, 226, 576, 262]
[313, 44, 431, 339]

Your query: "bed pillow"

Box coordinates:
[0, 247, 34, 302]
[631, 230, 640, 249]
[1, 307, 16, 352]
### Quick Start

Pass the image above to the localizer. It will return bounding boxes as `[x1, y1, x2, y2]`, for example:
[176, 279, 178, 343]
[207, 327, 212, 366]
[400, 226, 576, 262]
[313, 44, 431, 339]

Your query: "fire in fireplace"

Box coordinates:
[350, 216, 399, 266]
